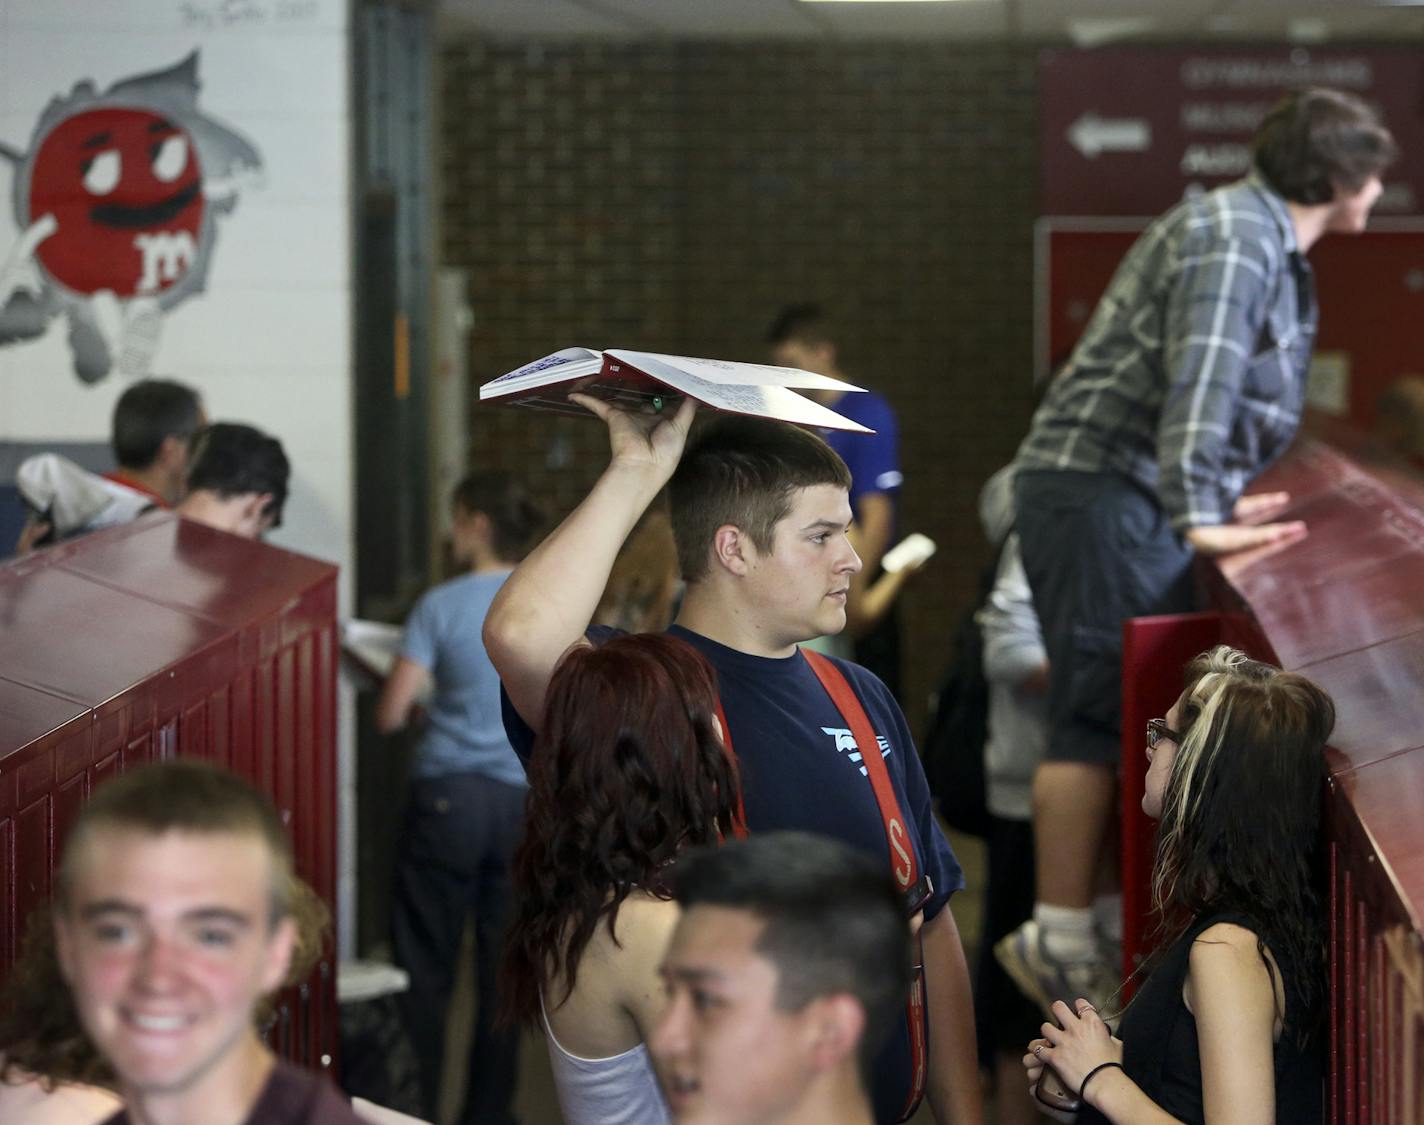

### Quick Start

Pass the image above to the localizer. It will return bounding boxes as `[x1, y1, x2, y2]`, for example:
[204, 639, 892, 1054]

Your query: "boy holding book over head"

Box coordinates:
[484, 394, 983, 1125]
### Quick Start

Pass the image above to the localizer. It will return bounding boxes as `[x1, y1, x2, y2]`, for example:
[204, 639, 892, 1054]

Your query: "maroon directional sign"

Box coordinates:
[1040, 47, 1424, 217]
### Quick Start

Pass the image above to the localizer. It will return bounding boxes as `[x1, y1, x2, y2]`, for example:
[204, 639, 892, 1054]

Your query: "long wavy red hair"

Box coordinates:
[500, 633, 739, 1027]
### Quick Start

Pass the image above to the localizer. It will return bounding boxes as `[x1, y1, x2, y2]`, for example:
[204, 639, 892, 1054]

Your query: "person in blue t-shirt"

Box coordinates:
[484, 398, 983, 1125]
[767, 304, 909, 698]
[378, 470, 544, 1125]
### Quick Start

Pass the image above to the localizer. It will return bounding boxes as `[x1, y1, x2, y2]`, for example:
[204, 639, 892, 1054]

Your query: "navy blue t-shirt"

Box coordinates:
[502, 624, 965, 1124]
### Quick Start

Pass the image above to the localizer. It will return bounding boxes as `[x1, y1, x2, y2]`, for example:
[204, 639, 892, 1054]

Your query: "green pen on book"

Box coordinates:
[651, 395, 664, 412]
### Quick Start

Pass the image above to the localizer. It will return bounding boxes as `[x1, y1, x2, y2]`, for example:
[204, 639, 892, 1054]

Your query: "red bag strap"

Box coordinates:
[800, 647, 920, 889]
[711, 652, 926, 1120]
[801, 647, 929, 1120]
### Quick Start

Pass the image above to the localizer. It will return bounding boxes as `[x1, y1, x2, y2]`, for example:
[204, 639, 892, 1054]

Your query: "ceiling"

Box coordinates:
[439, 0, 1424, 45]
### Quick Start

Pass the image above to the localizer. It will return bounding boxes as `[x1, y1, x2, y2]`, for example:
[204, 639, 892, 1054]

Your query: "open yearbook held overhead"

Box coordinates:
[479, 348, 875, 433]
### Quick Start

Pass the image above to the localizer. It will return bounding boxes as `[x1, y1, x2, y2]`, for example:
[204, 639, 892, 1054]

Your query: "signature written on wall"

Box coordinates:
[179, 0, 323, 31]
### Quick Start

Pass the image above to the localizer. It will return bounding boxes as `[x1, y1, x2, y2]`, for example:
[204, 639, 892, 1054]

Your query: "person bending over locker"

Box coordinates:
[13, 378, 205, 551]
[174, 421, 290, 539]
[997, 88, 1397, 1016]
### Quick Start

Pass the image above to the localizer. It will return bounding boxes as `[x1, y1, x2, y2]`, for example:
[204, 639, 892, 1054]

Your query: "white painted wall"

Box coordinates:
[0, 0, 357, 954]
[0, 0, 353, 592]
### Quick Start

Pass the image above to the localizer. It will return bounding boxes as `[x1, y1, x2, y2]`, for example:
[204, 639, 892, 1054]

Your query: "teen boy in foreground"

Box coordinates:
[53, 761, 362, 1125]
[654, 832, 913, 1125]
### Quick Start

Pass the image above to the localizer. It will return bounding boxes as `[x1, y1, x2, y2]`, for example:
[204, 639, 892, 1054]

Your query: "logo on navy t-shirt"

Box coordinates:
[821, 727, 892, 777]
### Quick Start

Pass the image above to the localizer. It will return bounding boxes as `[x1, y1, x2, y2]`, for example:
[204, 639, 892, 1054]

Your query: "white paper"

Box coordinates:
[479, 346, 873, 432]
[609, 350, 864, 393]
[341, 619, 403, 679]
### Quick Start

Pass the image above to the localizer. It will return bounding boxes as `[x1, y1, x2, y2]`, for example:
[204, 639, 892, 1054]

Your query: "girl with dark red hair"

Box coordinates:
[500, 633, 740, 1125]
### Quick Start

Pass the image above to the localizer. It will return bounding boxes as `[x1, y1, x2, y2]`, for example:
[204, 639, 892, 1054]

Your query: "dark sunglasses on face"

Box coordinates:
[1147, 718, 1182, 749]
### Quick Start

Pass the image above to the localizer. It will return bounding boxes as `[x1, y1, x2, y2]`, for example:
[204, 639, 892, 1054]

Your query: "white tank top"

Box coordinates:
[539, 994, 670, 1125]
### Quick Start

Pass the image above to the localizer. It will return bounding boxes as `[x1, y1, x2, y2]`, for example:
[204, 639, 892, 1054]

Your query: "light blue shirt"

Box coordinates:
[400, 569, 527, 787]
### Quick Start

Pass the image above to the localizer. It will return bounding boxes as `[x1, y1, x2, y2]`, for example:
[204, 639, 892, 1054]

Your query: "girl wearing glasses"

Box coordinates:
[1024, 645, 1334, 1125]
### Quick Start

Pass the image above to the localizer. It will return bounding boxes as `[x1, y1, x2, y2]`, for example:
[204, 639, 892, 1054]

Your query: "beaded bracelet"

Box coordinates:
[1079, 1060, 1125, 1102]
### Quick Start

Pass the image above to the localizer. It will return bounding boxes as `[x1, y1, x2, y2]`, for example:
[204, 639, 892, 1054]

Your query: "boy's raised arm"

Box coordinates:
[483, 394, 696, 729]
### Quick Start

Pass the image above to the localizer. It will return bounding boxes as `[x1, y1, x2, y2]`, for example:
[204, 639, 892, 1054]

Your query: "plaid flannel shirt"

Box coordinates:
[1018, 175, 1316, 531]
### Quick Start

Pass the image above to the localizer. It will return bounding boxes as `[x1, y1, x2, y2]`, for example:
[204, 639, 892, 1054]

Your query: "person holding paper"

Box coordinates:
[996, 88, 1396, 1019]
[484, 399, 983, 1125]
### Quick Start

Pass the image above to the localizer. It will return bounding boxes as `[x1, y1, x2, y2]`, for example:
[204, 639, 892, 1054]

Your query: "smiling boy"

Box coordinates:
[485, 398, 982, 1124]
[52, 760, 361, 1125]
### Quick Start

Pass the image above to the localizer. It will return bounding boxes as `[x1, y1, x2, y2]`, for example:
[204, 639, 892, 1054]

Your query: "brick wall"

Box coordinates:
[440, 38, 1042, 730]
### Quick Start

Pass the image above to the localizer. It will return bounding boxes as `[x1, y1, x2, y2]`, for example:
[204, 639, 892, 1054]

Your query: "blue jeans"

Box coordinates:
[393, 772, 527, 1125]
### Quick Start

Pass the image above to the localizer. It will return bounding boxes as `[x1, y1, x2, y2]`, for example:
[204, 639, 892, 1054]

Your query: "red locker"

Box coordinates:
[0, 511, 339, 1071]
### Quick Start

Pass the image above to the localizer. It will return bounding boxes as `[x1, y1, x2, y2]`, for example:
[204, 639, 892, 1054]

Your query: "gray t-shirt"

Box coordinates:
[400, 569, 527, 787]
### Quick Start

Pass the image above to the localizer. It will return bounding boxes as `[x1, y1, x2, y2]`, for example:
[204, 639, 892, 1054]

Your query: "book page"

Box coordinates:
[480, 347, 603, 399]
[665, 367, 872, 432]
[609, 351, 863, 393]
[485, 347, 873, 431]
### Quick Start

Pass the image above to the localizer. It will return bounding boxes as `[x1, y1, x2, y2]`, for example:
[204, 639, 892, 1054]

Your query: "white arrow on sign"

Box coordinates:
[1069, 113, 1152, 158]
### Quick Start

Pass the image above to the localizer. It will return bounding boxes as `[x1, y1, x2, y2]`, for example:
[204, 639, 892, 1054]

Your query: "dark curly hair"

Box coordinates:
[1140, 646, 1335, 1046]
[500, 633, 740, 1027]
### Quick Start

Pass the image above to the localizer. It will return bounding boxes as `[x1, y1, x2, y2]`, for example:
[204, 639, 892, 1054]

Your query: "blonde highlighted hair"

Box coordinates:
[1145, 645, 1335, 1043]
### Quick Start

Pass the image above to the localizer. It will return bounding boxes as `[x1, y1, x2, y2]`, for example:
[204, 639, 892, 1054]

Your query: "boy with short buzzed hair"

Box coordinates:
[108, 378, 207, 509]
[12, 378, 205, 551]
[52, 760, 362, 1125]
[485, 396, 982, 1125]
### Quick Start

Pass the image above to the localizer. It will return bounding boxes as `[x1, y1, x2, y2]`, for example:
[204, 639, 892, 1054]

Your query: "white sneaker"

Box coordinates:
[994, 918, 1119, 1017]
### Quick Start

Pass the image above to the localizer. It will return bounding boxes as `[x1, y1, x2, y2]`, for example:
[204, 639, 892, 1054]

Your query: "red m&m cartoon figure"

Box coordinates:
[0, 52, 260, 381]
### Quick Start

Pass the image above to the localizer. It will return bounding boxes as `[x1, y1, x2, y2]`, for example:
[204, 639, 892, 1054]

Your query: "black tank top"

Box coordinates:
[1079, 912, 1322, 1125]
